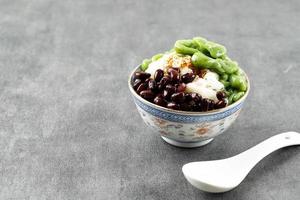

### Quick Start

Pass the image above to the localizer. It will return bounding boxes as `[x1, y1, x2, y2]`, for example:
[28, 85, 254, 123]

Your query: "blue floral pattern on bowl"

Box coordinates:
[135, 98, 242, 144]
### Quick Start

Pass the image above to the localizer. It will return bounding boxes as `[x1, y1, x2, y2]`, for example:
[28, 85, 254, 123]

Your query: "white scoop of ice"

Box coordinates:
[185, 71, 224, 102]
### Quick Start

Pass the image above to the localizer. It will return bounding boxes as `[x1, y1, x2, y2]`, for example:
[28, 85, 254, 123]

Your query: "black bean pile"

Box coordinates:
[132, 68, 227, 112]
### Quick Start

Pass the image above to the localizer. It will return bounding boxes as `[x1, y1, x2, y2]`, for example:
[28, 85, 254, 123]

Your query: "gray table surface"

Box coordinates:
[0, 0, 300, 199]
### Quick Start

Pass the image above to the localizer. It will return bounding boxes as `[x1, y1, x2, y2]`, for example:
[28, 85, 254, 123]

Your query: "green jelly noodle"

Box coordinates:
[140, 36, 248, 104]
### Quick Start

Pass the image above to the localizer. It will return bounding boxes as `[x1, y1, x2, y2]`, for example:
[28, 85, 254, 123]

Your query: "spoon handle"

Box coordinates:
[232, 132, 300, 171]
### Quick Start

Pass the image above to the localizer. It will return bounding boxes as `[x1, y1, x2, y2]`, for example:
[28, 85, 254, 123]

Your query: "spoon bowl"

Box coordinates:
[182, 132, 300, 193]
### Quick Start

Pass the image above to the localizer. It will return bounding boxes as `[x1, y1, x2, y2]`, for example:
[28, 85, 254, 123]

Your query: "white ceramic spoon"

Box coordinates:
[182, 131, 300, 193]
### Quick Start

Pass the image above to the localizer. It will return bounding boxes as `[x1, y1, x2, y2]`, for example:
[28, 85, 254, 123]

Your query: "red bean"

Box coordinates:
[165, 84, 176, 94]
[144, 78, 151, 85]
[176, 83, 186, 92]
[154, 95, 166, 107]
[216, 91, 226, 100]
[136, 83, 147, 94]
[171, 92, 185, 103]
[180, 103, 191, 111]
[154, 69, 164, 82]
[167, 102, 180, 110]
[207, 99, 215, 110]
[140, 90, 155, 101]
[157, 83, 163, 91]
[168, 69, 180, 83]
[193, 102, 202, 112]
[188, 100, 196, 107]
[191, 93, 201, 102]
[133, 72, 151, 80]
[163, 90, 172, 100]
[133, 79, 142, 90]
[159, 76, 171, 89]
[184, 99, 199, 111]
[148, 80, 157, 92]
[201, 98, 209, 111]
[185, 93, 193, 101]
[215, 100, 227, 109]
[168, 67, 180, 73]
[181, 73, 195, 83]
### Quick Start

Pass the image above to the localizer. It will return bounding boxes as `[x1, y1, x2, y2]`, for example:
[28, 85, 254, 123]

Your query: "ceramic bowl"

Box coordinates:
[128, 65, 250, 148]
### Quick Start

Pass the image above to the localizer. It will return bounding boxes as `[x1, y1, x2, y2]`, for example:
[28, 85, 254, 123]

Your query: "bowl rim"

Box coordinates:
[128, 64, 250, 116]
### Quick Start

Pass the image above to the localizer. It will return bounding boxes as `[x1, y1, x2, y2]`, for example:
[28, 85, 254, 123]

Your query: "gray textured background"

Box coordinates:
[0, 0, 299, 199]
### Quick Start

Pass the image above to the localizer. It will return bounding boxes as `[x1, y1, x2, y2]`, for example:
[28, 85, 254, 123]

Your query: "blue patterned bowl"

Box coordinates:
[128, 65, 250, 148]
